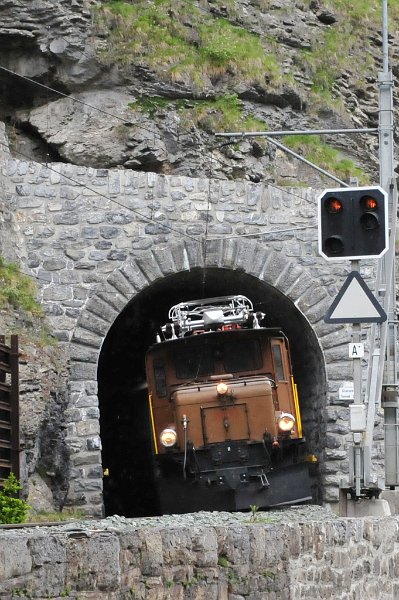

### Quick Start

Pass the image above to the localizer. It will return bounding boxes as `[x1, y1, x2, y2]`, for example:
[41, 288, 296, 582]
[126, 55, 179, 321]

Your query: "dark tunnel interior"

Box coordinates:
[98, 267, 327, 517]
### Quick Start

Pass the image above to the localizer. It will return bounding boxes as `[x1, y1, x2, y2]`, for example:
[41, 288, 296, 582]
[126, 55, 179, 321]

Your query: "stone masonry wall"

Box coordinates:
[0, 154, 385, 515]
[1, 517, 399, 599]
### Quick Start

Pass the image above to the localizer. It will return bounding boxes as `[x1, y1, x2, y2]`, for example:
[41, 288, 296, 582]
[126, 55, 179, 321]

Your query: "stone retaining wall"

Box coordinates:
[1, 517, 399, 599]
[0, 138, 385, 514]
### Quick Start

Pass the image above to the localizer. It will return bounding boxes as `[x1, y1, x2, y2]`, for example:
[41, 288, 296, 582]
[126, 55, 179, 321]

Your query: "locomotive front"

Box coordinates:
[145, 295, 312, 514]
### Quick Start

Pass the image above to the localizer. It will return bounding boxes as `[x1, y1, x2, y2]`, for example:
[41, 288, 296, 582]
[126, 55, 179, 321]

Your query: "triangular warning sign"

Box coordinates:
[324, 271, 387, 324]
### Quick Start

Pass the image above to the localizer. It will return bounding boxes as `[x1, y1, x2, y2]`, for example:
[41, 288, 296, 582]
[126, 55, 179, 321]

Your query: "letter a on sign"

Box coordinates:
[349, 343, 364, 358]
[324, 271, 387, 324]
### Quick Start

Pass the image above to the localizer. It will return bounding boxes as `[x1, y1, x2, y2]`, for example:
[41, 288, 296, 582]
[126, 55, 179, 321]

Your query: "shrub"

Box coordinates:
[0, 473, 30, 524]
[0, 256, 42, 315]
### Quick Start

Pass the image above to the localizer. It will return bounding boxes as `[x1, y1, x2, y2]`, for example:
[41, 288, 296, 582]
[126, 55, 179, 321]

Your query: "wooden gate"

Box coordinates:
[0, 335, 19, 486]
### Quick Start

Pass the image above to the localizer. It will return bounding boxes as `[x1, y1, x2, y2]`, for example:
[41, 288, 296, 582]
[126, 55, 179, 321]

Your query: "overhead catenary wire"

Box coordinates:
[0, 142, 318, 240]
[0, 60, 322, 291]
[0, 140, 199, 243]
[0, 64, 210, 143]
[0, 144, 319, 299]
[0, 64, 328, 207]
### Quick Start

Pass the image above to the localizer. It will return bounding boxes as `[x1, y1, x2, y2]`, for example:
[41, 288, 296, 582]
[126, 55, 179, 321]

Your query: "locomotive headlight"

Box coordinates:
[160, 428, 177, 447]
[216, 382, 229, 395]
[278, 412, 295, 432]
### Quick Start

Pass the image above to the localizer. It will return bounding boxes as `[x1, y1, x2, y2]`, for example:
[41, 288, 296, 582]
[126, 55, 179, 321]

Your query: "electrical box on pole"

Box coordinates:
[318, 186, 388, 261]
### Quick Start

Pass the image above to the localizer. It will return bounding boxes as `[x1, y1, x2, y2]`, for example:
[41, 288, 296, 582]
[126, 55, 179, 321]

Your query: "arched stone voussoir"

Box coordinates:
[220, 237, 239, 269]
[71, 326, 104, 349]
[84, 295, 120, 327]
[152, 245, 178, 276]
[167, 240, 192, 272]
[233, 238, 259, 272]
[181, 239, 204, 269]
[134, 249, 165, 283]
[77, 312, 112, 338]
[244, 245, 273, 279]
[296, 283, 329, 313]
[318, 326, 352, 351]
[259, 250, 291, 287]
[106, 268, 137, 300]
[285, 271, 315, 303]
[204, 239, 225, 268]
[119, 261, 149, 293]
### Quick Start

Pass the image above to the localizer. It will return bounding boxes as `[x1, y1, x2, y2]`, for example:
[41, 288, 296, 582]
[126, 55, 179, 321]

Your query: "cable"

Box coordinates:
[0, 140, 199, 243]
[208, 224, 318, 241]
[202, 145, 213, 295]
[0, 64, 214, 144]
[206, 142, 319, 206]
[1, 66, 326, 208]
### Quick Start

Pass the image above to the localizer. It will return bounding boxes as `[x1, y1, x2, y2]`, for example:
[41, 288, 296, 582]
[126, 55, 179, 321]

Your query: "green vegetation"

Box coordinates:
[27, 508, 83, 523]
[284, 135, 367, 183]
[324, 0, 399, 22]
[130, 94, 267, 134]
[217, 555, 230, 568]
[262, 570, 276, 580]
[0, 473, 30, 524]
[299, 0, 399, 105]
[249, 503, 260, 522]
[0, 256, 57, 347]
[93, 0, 281, 90]
[0, 257, 42, 316]
[11, 589, 33, 599]
[95, 0, 399, 109]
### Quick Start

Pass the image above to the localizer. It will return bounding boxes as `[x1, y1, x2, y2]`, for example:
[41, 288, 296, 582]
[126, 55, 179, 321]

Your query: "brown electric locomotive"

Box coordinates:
[145, 295, 312, 514]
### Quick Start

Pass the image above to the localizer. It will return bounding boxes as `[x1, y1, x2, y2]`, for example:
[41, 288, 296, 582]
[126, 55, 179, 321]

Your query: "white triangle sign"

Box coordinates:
[325, 271, 387, 323]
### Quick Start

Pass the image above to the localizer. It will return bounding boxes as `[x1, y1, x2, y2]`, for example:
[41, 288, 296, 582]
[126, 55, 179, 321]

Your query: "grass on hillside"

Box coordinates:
[129, 94, 267, 134]
[93, 0, 281, 90]
[284, 135, 367, 183]
[0, 257, 42, 316]
[0, 256, 57, 347]
[95, 0, 399, 106]
[300, 0, 399, 103]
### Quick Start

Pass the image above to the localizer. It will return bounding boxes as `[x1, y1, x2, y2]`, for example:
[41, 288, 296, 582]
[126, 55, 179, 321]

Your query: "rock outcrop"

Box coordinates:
[0, 0, 396, 184]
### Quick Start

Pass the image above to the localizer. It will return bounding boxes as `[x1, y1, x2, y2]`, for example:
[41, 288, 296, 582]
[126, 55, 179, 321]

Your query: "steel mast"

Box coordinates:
[366, 0, 399, 488]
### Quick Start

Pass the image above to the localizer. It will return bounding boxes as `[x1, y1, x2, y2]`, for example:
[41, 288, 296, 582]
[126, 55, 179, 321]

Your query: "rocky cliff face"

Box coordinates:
[0, 0, 397, 185]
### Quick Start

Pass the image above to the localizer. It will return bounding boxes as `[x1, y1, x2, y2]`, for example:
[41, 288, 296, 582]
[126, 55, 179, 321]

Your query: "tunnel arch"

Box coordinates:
[96, 261, 328, 516]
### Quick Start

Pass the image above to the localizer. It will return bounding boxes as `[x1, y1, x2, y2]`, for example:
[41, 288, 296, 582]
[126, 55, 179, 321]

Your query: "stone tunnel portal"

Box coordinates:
[98, 267, 327, 517]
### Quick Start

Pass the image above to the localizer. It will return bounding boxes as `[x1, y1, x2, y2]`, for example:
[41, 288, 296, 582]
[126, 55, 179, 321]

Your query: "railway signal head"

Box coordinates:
[318, 186, 388, 261]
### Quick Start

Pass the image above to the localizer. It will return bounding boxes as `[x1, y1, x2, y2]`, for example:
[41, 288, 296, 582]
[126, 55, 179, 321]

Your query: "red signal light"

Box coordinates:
[325, 197, 343, 214]
[361, 196, 378, 211]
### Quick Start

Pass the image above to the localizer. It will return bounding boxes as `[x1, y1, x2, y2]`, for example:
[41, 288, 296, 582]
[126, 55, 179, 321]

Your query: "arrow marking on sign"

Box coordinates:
[324, 271, 387, 323]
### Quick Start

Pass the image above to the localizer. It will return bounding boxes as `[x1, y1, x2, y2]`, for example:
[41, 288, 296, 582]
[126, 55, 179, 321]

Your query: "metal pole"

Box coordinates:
[214, 128, 378, 138]
[364, 0, 398, 489]
[261, 136, 349, 187]
[350, 260, 364, 497]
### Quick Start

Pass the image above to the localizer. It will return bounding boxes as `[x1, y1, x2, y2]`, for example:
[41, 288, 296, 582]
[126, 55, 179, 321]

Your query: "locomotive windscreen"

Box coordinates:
[174, 335, 263, 379]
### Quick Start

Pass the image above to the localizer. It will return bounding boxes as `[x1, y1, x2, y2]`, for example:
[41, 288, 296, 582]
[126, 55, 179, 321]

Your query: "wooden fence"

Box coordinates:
[0, 335, 19, 486]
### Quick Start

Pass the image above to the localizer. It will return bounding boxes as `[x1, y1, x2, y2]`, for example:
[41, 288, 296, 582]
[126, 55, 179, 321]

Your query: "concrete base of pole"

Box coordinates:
[380, 490, 399, 515]
[343, 498, 391, 517]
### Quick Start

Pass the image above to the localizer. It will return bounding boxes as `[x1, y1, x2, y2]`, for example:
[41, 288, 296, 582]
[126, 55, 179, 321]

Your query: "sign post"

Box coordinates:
[324, 265, 387, 498]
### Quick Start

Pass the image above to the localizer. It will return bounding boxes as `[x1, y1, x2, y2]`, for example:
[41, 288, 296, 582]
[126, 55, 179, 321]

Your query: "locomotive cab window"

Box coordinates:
[272, 343, 286, 381]
[154, 360, 167, 397]
[174, 346, 214, 379]
[223, 339, 262, 372]
[174, 336, 262, 379]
